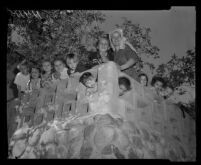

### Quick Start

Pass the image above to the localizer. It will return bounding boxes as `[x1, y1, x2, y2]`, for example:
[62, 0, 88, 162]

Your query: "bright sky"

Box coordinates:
[99, 7, 195, 67]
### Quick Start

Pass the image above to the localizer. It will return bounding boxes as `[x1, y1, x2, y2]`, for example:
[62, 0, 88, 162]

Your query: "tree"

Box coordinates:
[7, 10, 106, 66]
[156, 49, 195, 119]
[156, 49, 195, 88]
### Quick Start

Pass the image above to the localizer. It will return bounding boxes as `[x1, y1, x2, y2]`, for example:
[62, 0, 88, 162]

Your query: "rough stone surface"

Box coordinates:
[8, 62, 196, 161]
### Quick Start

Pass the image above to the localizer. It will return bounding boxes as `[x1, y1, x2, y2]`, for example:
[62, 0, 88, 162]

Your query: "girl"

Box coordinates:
[40, 59, 54, 88]
[138, 73, 149, 87]
[53, 58, 69, 80]
[27, 66, 41, 92]
[109, 29, 141, 82]
[88, 36, 114, 69]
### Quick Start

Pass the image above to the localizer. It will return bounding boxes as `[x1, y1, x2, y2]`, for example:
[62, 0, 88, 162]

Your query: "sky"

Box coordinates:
[99, 7, 195, 67]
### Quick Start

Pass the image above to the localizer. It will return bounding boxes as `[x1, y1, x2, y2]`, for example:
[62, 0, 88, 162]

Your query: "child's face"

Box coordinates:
[111, 31, 121, 47]
[154, 81, 163, 92]
[31, 68, 39, 79]
[165, 87, 173, 98]
[20, 65, 29, 75]
[54, 60, 65, 73]
[66, 58, 78, 71]
[119, 84, 127, 96]
[42, 62, 52, 73]
[85, 76, 96, 88]
[140, 76, 147, 87]
[98, 39, 109, 52]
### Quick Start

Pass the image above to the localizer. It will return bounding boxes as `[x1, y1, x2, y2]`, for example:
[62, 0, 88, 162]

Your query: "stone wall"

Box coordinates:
[8, 62, 196, 160]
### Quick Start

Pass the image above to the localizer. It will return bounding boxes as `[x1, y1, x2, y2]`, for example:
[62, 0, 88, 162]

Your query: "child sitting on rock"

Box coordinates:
[79, 72, 98, 98]
[66, 53, 89, 76]
[53, 58, 69, 80]
[118, 76, 132, 96]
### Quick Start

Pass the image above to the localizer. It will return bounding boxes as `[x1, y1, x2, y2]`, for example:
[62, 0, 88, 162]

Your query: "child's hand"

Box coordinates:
[53, 72, 61, 79]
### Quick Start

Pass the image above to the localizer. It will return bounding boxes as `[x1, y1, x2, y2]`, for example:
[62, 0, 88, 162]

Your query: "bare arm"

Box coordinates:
[120, 58, 135, 71]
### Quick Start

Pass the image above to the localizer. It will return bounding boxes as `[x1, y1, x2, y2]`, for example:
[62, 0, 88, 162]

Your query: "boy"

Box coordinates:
[66, 53, 89, 76]
[118, 77, 132, 96]
[151, 76, 166, 96]
[14, 60, 30, 99]
[79, 72, 98, 97]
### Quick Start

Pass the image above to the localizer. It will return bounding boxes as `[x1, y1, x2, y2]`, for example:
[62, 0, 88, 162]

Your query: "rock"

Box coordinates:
[80, 141, 93, 159]
[132, 136, 144, 150]
[128, 148, 140, 159]
[127, 121, 141, 135]
[56, 145, 68, 158]
[28, 129, 40, 146]
[113, 145, 125, 159]
[101, 144, 113, 155]
[45, 143, 57, 159]
[115, 130, 129, 151]
[84, 124, 95, 140]
[94, 126, 115, 150]
[39, 127, 56, 145]
[141, 128, 150, 141]
[12, 139, 27, 158]
[168, 149, 179, 161]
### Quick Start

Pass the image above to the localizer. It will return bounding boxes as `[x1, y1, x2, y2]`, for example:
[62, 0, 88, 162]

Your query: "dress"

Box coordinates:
[113, 44, 140, 82]
[88, 50, 114, 69]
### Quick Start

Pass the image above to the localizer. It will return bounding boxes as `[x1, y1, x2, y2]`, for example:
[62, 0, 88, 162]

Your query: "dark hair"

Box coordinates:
[151, 76, 166, 87]
[41, 59, 53, 75]
[138, 73, 149, 86]
[30, 66, 41, 78]
[66, 53, 78, 61]
[79, 72, 94, 86]
[53, 57, 65, 65]
[119, 77, 131, 91]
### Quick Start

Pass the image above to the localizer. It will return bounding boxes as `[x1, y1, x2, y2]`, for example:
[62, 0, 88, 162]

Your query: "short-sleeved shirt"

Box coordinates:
[88, 50, 114, 69]
[60, 67, 69, 79]
[14, 72, 30, 92]
[41, 73, 54, 88]
[113, 45, 140, 81]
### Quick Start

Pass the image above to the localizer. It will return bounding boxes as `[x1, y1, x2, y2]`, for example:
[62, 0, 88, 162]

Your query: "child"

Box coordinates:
[151, 76, 166, 96]
[53, 58, 69, 80]
[66, 53, 89, 76]
[118, 77, 132, 96]
[138, 73, 149, 87]
[40, 59, 54, 88]
[27, 66, 41, 92]
[163, 84, 174, 100]
[14, 60, 30, 99]
[79, 72, 98, 97]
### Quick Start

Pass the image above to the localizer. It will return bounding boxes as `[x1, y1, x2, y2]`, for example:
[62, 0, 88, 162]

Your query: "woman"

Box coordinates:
[109, 29, 141, 82]
[88, 35, 114, 69]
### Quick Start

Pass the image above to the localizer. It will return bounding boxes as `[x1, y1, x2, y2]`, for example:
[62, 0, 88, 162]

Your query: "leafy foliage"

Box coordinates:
[7, 10, 106, 66]
[156, 49, 195, 88]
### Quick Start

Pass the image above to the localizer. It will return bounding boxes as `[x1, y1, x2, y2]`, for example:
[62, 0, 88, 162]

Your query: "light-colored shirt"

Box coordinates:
[60, 67, 69, 80]
[14, 72, 30, 92]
